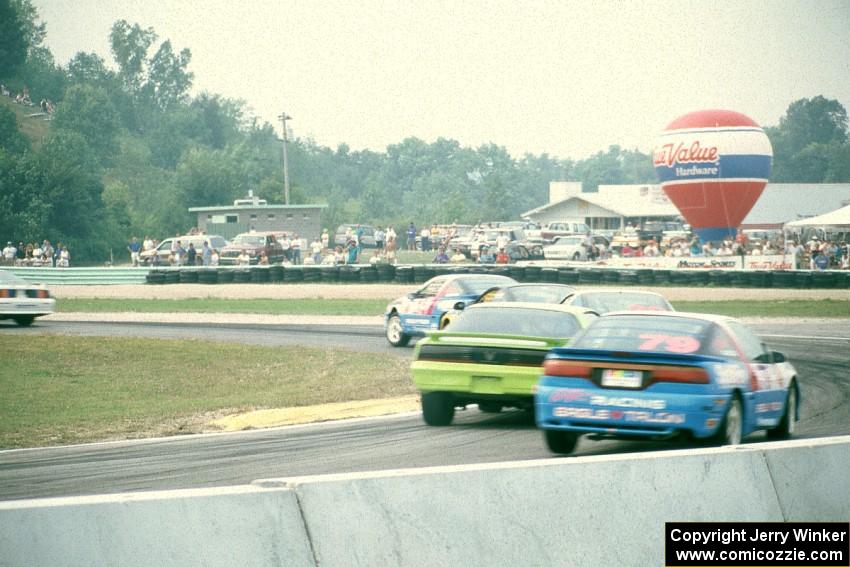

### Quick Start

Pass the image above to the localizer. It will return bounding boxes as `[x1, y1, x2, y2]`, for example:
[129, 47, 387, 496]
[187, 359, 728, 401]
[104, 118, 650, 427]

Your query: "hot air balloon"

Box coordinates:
[653, 109, 773, 242]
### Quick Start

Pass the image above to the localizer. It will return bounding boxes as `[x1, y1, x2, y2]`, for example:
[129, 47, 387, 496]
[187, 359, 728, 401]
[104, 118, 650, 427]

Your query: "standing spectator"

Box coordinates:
[643, 239, 660, 257]
[321, 229, 330, 251]
[173, 241, 185, 266]
[210, 249, 220, 266]
[496, 248, 510, 264]
[375, 227, 385, 250]
[16, 241, 24, 263]
[128, 237, 142, 266]
[143, 235, 154, 253]
[258, 251, 269, 265]
[420, 225, 431, 252]
[186, 243, 197, 266]
[386, 225, 397, 248]
[291, 233, 302, 265]
[280, 233, 292, 263]
[237, 249, 250, 266]
[57, 245, 70, 267]
[2, 242, 16, 264]
[202, 241, 212, 266]
[406, 223, 417, 251]
[310, 237, 323, 264]
[701, 241, 715, 256]
[42, 240, 54, 267]
[385, 235, 397, 265]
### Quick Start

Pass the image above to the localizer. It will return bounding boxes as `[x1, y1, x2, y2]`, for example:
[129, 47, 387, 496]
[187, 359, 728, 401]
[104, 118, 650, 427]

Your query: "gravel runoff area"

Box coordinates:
[49, 283, 850, 301]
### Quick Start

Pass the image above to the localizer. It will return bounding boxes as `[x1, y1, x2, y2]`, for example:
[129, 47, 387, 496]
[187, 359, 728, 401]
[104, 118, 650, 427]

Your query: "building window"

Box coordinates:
[267, 214, 275, 220]
[226, 215, 238, 223]
[286, 213, 294, 220]
[303, 214, 310, 220]
[250, 214, 257, 220]
[207, 215, 212, 220]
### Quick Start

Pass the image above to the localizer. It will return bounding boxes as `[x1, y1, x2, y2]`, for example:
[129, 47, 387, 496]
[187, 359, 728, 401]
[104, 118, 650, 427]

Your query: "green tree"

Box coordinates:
[145, 40, 193, 110]
[0, 149, 51, 245]
[0, 104, 30, 154]
[109, 20, 157, 95]
[51, 84, 121, 163]
[0, 0, 28, 79]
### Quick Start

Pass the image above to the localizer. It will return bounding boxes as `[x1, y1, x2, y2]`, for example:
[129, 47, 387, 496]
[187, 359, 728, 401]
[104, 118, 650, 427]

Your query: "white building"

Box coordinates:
[522, 181, 850, 231]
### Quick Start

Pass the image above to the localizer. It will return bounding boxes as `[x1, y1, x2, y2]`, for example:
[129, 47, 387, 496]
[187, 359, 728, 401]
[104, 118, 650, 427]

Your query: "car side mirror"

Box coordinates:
[453, 301, 466, 311]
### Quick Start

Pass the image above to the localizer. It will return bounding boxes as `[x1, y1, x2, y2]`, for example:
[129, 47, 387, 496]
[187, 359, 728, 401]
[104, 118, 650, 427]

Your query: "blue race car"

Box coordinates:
[535, 312, 800, 454]
[384, 273, 516, 346]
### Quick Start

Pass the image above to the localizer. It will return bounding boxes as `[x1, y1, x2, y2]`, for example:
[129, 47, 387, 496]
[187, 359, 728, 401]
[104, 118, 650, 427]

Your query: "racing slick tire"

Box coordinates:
[478, 402, 502, 413]
[544, 430, 579, 455]
[767, 384, 797, 440]
[421, 392, 455, 426]
[13, 315, 35, 327]
[711, 395, 744, 446]
[385, 313, 411, 347]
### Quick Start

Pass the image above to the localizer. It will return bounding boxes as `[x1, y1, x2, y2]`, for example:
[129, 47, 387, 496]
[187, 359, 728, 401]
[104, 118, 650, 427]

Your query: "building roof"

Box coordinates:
[524, 182, 850, 227]
[189, 204, 328, 212]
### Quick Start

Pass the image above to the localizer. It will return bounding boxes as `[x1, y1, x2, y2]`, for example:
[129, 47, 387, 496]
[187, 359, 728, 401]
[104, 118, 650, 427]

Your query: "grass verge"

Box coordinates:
[56, 298, 850, 318]
[0, 336, 413, 449]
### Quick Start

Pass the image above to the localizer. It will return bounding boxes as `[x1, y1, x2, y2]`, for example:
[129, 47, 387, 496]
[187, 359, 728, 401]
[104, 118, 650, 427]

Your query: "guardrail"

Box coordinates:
[3, 265, 850, 288]
[1, 436, 848, 567]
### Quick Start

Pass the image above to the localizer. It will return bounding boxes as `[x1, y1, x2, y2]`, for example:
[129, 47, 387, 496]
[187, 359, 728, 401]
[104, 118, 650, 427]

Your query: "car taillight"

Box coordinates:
[0, 289, 8, 298]
[37, 290, 49, 299]
[651, 367, 710, 384]
[543, 360, 592, 378]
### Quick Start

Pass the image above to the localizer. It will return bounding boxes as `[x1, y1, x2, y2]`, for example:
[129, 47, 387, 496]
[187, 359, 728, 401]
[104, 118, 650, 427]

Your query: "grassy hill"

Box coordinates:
[1, 95, 50, 149]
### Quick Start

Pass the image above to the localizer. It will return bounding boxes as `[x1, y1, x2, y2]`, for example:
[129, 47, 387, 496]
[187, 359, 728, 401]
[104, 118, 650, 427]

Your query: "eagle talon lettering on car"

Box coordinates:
[536, 312, 801, 454]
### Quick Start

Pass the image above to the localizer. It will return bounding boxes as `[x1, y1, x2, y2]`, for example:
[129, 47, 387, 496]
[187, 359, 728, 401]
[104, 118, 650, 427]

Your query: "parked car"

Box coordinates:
[529, 221, 591, 244]
[333, 224, 377, 248]
[543, 235, 610, 261]
[0, 270, 55, 326]
[219, 232, 285, 265]
[141, 235, 228, 265]
[411, 302, 597, 425]
[535, 312, 800, 454]
[384, 274, 516, 347]
[455, 228, 543, 260]
[562, 290, 674, 313]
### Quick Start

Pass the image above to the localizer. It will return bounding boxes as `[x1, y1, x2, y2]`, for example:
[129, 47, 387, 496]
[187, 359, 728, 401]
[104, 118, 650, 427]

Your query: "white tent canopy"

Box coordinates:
[784, 204, 850, 230]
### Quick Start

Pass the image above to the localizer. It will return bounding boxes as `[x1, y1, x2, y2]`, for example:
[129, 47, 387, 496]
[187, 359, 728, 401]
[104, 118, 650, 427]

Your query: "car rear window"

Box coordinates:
[572, 315, 713, 355]
[449, 307, 580, 338]
[461, 277, 515, 295]
[570, 292, 672, 314]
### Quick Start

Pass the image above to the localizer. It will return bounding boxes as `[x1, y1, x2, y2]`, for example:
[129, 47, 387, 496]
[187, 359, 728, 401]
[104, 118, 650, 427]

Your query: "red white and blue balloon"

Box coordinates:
[653, 109, 773, 242]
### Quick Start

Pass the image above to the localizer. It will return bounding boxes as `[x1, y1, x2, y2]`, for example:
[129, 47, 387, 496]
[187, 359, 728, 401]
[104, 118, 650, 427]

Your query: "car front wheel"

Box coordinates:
[13, 316, 35, 327]
[385, 313, 410, 347]
[421, 392, 455, 426]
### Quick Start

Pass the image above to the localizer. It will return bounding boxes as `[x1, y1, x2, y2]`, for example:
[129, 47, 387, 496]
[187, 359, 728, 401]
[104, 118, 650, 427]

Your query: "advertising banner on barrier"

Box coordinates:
[602, 254, 797, 271]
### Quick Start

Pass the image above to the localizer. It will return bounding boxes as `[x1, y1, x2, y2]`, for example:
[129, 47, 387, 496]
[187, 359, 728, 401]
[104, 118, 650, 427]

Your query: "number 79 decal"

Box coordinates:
[637, 333, 701, 354]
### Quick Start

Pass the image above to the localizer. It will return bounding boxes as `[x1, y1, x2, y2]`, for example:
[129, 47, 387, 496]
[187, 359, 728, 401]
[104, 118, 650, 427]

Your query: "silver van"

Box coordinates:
[141, 235, 228, 265]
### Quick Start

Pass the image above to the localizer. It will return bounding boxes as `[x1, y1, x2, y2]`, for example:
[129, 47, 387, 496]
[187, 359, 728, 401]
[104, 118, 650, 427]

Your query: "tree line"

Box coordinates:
[1, 0, 848, 262]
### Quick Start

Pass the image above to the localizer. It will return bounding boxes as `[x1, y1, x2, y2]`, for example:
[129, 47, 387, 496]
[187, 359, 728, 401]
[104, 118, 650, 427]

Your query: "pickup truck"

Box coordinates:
[528, 221, 591, 244]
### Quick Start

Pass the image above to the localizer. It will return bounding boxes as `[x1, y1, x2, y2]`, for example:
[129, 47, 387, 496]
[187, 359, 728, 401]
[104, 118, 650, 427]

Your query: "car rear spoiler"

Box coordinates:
[424, 331, 567, 349]
[545, 347, 726, 365]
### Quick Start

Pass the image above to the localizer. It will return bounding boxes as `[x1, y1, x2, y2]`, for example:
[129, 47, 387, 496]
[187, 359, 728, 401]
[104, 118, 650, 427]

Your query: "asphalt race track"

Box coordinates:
[0, 319, 848, 501]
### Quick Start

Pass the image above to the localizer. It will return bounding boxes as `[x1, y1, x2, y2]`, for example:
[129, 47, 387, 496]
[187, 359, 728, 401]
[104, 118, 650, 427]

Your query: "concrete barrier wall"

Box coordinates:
[0, 486, 316, 567]
[1, 437, 848, 567]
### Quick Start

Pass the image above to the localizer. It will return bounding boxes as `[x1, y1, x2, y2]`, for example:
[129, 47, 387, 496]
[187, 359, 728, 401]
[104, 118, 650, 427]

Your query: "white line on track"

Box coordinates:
[759, 334, 850, 341]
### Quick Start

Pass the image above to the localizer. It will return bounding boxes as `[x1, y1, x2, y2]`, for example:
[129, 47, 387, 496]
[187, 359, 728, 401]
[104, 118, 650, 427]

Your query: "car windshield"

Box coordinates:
[232, 235, 266, 246]
[555, 237, 583, 246]
[0, 271, 26, 285]
[461, 277, 515, 295]
[449, 307, 580, 337]
[572, 315, 715, 355]
[571, 292, 672, 313]
[497, 286, 574, 303]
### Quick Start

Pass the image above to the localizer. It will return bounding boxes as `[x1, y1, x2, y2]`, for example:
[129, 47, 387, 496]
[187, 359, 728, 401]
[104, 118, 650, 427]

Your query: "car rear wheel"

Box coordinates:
[767, 385, 796, 440]
[712, 396, 743, 446]
[385, 313, 410, 347]
[13, 316, 35, 327]
[421, 392, 455, 426]
[544, 430, 578, 454]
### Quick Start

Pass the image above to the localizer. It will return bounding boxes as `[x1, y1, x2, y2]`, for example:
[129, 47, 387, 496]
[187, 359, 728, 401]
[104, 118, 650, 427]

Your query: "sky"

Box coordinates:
[32, 0, 850, 161]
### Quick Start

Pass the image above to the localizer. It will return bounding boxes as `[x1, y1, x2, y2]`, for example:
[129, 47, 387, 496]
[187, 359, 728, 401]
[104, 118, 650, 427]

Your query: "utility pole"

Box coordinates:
[278, 112, 292, 205]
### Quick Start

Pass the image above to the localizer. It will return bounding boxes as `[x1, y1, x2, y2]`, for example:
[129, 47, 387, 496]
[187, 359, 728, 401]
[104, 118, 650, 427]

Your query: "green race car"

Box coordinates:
[411, 302, 597, 426]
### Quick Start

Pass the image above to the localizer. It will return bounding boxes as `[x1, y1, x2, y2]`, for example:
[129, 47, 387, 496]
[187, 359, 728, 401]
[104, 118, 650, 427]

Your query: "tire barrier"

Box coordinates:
[5, 264, 843, 289]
